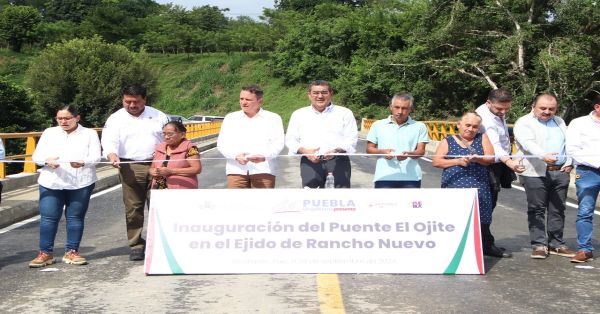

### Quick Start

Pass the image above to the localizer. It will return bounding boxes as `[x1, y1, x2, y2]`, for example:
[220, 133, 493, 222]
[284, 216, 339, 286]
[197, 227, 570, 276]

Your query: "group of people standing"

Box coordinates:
[22, 80, 600, 268]
[432, 90, 600, 263]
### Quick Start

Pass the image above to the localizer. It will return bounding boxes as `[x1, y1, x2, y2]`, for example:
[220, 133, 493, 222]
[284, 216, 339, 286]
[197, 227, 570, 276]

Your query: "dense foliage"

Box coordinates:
[25, 37, 156, 127]
[0, 1, 276, 54]
[0, 0, 598, 123]
[269, 0, 600, 122]
[0, 5, 40, 52]
[0, 77, 41, 132]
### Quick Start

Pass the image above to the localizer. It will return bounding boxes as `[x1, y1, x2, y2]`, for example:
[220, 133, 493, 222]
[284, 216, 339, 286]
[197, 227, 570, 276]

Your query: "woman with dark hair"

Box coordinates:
[149, 121, 202, 189]
[29, 105, 101, 267]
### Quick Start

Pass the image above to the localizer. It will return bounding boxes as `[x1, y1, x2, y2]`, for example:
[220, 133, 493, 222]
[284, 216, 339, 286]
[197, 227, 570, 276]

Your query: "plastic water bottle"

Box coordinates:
[325, 172, 335, 189]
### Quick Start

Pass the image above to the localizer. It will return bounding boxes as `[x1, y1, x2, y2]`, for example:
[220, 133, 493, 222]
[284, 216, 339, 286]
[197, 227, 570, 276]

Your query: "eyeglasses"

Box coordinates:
[56, 116, 75, 121]
[163, 132, 182, 137]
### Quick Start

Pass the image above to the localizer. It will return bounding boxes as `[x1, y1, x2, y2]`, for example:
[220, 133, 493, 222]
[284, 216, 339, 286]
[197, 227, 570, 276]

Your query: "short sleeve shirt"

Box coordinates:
[366, 116, 430, 182]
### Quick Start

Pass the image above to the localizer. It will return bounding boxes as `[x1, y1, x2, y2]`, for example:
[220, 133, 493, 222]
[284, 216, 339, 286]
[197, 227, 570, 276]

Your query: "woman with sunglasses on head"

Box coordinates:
[29, 105, 101, 268]
[149, 121, 202, 189]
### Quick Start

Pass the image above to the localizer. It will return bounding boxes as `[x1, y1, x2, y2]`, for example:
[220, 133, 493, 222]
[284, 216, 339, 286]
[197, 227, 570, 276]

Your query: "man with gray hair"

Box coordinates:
[366, 93, 429, 188]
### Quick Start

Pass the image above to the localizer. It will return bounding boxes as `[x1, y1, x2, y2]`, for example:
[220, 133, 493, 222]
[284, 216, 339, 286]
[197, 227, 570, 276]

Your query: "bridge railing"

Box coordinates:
[0, 121, 222, 179]
[360, 118, 516, 152]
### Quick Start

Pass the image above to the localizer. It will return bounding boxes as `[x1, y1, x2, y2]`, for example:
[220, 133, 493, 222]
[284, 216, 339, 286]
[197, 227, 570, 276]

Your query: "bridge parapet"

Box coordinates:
[0, 121, 222, 179]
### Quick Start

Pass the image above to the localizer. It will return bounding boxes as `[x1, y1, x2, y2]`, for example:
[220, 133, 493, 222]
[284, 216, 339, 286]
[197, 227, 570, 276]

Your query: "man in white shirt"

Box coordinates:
[514, 93, 575, 259]
[476, 88, 525, 258]
[286, 80, 358, 188]
[566, 92, 600, 263]
[101, 84, 168, 261]
[217, 85, 284, 188]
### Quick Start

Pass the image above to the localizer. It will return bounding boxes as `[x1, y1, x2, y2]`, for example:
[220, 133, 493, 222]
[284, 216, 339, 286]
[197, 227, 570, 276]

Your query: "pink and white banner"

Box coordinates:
[145, 188, 484, 275]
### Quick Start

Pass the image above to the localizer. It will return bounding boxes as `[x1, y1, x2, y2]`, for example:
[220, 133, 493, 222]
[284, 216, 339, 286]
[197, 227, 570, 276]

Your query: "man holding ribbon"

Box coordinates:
[366, 93, 429, 188]
[514, 93, 575, 259]
[566, 91, 600, 263]
[217, 85, 284, 188]
[286, 80, 358, 188]
[101, 84, 168, 261]
[476, 88, 525, 258]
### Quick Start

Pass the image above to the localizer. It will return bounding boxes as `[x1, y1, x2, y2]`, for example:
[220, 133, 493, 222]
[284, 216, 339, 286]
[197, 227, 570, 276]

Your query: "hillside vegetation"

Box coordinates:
[1, 50, 342, 128]
[148, 52, 315, 125]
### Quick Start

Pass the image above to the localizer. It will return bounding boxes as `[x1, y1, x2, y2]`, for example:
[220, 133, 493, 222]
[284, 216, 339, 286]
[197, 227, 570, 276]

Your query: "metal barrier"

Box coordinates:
[361, 118, 516, 152]
[0, 121, 222, 179]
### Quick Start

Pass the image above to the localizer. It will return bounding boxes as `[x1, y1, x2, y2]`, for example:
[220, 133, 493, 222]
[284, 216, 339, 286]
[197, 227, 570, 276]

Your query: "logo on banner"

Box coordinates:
[302, 199, 356, 212]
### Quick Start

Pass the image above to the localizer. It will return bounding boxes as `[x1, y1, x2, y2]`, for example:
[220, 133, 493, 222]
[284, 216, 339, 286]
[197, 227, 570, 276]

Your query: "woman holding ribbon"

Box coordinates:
[29, 105, 101, 267]
[149, 121, 201, 189]
[432, 112, 495, 248]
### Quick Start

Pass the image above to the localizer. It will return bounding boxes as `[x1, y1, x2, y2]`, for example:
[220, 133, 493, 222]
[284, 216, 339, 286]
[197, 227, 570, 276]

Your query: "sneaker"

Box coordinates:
[129, 248, 145, 261]
[531, 246, 548, 259]
[548, 246, 576, 258]
[63, 250, 88, 265]
[571, 250, 593, 263]
[29, 251, 54, 268]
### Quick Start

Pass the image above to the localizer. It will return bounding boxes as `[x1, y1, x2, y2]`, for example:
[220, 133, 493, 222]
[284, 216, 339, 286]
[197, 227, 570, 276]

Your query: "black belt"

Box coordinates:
[577, 165, 600, 172]
[120, 158, 152, 163]
[546, 164, 564, 171]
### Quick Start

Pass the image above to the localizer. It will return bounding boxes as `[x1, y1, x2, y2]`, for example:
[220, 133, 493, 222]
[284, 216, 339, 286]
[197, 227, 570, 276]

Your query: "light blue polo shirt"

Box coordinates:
[366, 116, 430, 182]
[541, 118, 567, 165]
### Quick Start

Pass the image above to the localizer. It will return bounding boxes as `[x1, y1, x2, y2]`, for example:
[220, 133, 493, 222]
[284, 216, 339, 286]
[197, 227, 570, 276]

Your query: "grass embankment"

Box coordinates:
[0, 50, 310, 125]
[0, 50, 35, 85]
[148, 52, 308, 125]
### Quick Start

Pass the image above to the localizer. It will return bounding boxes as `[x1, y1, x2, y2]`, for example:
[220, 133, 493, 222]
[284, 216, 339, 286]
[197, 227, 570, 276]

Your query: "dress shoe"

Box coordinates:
[530, 246, 548, 259]
[483, 244, 512, 258]
[548, 245, 576, 258]
[570, 250, 593, 263]
[129, 248, 145, 261]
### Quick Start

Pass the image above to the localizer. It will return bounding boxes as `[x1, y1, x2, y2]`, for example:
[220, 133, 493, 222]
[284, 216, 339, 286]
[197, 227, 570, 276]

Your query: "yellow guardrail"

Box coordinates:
[0, 121, 222, 179]
[361, 118, 516, 152]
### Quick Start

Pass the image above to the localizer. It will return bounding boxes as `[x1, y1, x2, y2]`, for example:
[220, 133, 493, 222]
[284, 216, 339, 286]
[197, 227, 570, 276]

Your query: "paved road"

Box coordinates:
[1, 140, 600, 313]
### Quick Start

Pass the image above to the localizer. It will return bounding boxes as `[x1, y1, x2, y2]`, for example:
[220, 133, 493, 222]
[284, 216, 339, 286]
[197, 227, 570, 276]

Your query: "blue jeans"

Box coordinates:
[38, 183, 95, 253]
[575, 166, 600, 252]
[374, 180, 421, 188]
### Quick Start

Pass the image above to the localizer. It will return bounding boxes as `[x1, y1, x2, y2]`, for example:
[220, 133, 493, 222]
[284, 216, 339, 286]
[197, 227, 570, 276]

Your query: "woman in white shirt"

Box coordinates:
[29, 105, 101, 268]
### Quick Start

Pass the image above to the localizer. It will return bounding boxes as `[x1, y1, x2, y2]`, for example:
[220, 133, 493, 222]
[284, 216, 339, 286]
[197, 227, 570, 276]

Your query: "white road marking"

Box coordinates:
[420, 157, 599, 215]
[0, 184, 122, 234]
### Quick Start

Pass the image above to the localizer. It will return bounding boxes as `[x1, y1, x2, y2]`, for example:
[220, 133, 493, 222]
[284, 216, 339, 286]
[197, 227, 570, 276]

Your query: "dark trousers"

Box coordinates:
[374, 180, 421, 188]
[520, 171, 570, 248]
[119, 162, 151, 249]
[300, 156, 351, 188]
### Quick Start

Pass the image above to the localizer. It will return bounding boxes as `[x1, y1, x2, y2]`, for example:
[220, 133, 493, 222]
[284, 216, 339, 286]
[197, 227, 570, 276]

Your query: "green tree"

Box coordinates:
[25, 37, 157, 127]
[0, 77, 44, 174]
[43, 0, 100, 23]
[0, 5, 41, 52]
[35, 20, 79, 46]
[0, 0, 44, 9]
[387, 0, 600, 121]
[275, 0, 366, 11]
[0, 77, 42, 132]
[187, 5, 228, 31]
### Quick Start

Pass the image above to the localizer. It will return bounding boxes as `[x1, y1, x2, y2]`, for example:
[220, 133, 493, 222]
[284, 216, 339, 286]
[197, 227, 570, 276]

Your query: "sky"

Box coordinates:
[154, 0, 276, 19]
